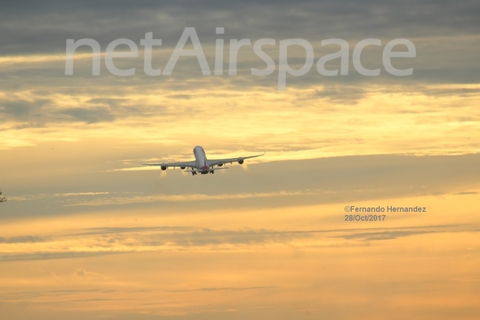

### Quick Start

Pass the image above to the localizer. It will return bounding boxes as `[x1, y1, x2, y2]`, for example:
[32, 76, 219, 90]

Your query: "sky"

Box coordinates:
[1, 1, 479, 319]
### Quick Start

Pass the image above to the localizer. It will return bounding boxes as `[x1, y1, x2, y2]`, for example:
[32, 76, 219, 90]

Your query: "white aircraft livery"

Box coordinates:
[142, 146, 264, 175]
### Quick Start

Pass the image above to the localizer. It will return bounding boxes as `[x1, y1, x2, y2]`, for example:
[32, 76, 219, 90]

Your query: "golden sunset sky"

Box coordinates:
[1, 1, 479, 319]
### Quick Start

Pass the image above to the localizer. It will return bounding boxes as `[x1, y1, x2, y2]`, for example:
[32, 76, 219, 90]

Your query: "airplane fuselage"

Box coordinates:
[193, 146, 210, 174]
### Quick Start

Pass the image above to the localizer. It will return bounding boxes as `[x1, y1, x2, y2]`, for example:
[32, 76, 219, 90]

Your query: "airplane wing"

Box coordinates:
[142, 161, 197, 169]
[184, 167, 229, 173]
[207, 153, 265, 167]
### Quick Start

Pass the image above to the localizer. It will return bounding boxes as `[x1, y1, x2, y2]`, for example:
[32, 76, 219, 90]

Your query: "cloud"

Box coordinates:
[0, 251, 127, 262]
[7, 192, 110, 202]
[59, 107, 115, 124]
[0, 99, 52, 121]
[73, 227, 314, 248]
[2, 236, 203, 261]
[139, 228, 310, 247]
[66, 190, 319, 207]
[72, 226, 187, 236]
[0, 224, 470, 262]
[168, 286, 275, 293]
[1, 0, 479, 88]
[72, 268, 105, 279]
[0, 235, 48, 243]
[3, 153, 480, 221]
[0, 98, 115, 127]
[308, 86, 365, 104]
[2, 0, 480, 56]
[0, 228, 308, 261]
[339, 230, 435, 241]
[453, 191, 478, 196]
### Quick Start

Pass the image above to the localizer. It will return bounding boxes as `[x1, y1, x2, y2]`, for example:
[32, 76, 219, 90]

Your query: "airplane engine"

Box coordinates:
[180, 166, 186, 169]
[161, 166, 167, 171]
[218, 164, 223, 167]
[238, 158, 244, 164]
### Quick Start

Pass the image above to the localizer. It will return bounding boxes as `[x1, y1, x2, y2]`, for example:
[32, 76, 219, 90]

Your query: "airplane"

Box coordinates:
[142, 146, 264, 175]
